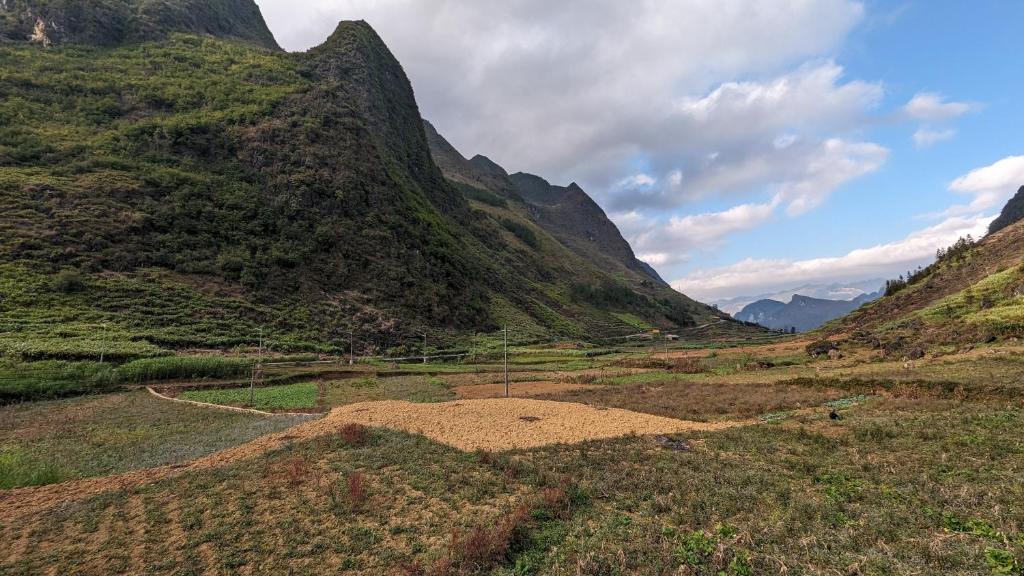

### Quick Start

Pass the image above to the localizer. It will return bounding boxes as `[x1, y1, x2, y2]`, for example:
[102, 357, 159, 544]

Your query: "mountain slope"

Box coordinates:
[988, 185, 1024, 235]
[824, 217, 1024, 352]
[736, 292, 880, 332]
[0, 9, 729, 357]
[421, 121, 724, 334]
[423, 121, 669, 285]
[0, 0, 280, 49]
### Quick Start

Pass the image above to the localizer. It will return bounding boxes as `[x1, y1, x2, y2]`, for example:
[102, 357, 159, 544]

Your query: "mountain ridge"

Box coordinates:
[0, 0, 280, 50]
[0, 13, 733, 356]
[988, 185, 1024, 236]
[736, 291, 881, 332]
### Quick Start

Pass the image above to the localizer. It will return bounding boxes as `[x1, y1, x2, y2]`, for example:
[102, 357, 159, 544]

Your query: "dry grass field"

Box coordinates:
[1, 338, 1022, 575]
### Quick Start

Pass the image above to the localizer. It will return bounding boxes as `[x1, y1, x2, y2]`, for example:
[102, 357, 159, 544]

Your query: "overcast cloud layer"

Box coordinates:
[255, 1, 1003, 301]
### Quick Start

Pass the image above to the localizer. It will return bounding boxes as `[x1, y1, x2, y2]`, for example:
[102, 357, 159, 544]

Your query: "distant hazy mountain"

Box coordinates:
[709, 280, 885, 316]
[735, 291, 881, 332]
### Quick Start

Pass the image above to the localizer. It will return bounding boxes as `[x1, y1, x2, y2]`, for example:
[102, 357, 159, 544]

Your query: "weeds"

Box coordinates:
[347, 472, 366, 510]
[339, 423, 368, 446]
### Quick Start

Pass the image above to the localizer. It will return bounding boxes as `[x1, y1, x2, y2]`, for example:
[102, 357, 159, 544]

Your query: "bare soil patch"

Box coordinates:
[327, 398, 750, 451]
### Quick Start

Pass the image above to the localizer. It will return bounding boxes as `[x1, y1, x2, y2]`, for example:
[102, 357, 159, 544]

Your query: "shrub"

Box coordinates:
[447, 503, 533, 569]
[339, 423, 368, 446]
[52, 269, 86, 293]
[284, 456, 308, 486]
[347, 472, 366, 509]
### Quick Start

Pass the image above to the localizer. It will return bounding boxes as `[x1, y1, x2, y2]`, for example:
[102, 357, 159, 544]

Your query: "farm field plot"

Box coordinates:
[1, 386, 1021, 575]
[0, 391, 310, 489]
[1, 336, 1023, 575]
[180, 382, 319, 412]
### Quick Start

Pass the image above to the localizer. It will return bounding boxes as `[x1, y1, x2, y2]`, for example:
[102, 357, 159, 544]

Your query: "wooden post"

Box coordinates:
[349, 330, 354, 366]
[423, 333, 428, 364]
[503, 325, 509, 398]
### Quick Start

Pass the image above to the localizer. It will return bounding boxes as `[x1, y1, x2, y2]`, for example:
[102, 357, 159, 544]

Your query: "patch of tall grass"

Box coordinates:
[0, 356, 254, 402]
[113, 356, 252, 384]
[0, 446, 70, 489]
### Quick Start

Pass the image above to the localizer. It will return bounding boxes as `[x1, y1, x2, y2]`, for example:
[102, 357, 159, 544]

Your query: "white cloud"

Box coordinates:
[255, 0, 869, 201]
[606, 62, 886, 212]
[913, 127, 956, 148]
[773, 138, 888, 215]
[944, 155, 1024, 215]
[672, 214, 993, 300]
[623, 200, 778, 266]
[903, 92, 972, 122]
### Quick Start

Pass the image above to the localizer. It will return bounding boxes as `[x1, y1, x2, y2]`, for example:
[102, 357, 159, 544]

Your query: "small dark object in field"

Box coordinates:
[806, 340, 838, 358]
[519, 416, 541, 422]
[655, 435, 690, 451]
[829, 409, 841, 421]
[907, 347, 925, 360]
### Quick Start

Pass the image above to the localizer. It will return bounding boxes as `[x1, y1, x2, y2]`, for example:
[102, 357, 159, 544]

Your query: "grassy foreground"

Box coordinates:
[0, 339, 1022, 574]
[0, 391, 308, 488]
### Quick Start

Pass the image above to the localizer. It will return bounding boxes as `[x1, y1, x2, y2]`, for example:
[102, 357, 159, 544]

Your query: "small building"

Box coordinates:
[665, 334, 679, 341]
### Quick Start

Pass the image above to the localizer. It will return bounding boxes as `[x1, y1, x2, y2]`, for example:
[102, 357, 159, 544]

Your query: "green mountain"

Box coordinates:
[0, 2, 727, 358]
[422, 120, 670, 285]
[823, 214, 1024, 354]
[0, 0, 279, 49]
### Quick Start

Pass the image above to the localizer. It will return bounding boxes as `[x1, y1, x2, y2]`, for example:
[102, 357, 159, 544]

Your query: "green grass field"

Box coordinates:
[180, 382, 319, 411]
[0, 391, 309, 488]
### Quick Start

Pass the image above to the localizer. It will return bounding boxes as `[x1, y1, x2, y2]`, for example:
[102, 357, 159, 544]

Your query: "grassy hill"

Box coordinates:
[0, 0, 280, 49]
[0, 2, 732, 371]
[422, 120, 719, 333]
[822, 217, 1024, 354]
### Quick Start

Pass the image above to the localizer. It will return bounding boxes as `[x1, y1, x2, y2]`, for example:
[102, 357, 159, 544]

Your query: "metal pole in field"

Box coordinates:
[423, 333, 427, 364]
[503, 325, 509, 398]
[99, 323, 107, 364]
[249, 327, 262, 406]
[349, 330, 354, 365]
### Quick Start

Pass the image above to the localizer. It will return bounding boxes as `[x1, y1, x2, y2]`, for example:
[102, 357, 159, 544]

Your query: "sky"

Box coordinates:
[255, 0, 1024, 303]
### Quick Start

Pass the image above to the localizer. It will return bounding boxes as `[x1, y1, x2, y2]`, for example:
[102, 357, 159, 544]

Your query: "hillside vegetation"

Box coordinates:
[0, 2, 732, 374]
[824, 217, 1024, 354]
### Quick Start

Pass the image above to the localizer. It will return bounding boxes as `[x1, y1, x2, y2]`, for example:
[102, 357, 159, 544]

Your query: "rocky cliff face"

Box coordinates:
[988, 186, 1024, 236]
[0, 0, 280, 49]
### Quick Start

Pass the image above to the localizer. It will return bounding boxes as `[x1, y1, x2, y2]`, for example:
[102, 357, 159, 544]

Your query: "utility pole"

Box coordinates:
[503, 325, 509, 398]
[99, 323, 107, 364]
[249, 327, 262, 406]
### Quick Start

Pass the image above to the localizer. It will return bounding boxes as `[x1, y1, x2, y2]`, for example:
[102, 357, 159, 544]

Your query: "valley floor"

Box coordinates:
[1, 338, 1022, 575]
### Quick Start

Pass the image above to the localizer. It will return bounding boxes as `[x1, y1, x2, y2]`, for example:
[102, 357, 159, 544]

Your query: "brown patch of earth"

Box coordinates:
[663, 339, 813, 359]
[328, 398, 752, 452]
[0, 399, 754, 521]
[453, 380, 604, 399]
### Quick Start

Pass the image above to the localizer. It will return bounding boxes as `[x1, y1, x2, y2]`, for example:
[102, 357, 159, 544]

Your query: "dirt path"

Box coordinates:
[0, 399, 755, 521]
[453, 380, 604, 399]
